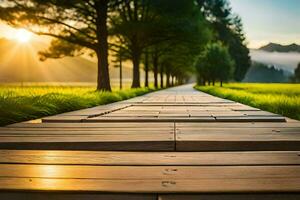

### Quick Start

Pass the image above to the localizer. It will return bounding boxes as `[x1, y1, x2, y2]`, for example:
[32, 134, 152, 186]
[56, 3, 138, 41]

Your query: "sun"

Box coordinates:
[14, 28, 32, 43]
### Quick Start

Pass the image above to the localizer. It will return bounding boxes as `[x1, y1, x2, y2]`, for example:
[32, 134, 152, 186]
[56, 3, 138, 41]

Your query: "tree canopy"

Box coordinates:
[0, 0, 250, 90]
[196, 42, 234, 86]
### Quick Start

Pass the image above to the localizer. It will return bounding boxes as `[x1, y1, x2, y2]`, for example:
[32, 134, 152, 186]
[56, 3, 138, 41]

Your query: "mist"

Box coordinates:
[250, 50, 300, 73]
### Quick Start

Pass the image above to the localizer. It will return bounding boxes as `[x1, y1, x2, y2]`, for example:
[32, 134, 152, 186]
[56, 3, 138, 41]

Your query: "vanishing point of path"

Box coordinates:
[0, 84, 300, 199]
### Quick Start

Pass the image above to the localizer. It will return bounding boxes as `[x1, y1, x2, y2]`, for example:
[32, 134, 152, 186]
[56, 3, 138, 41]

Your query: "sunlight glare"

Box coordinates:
[15, 28, 32, 43]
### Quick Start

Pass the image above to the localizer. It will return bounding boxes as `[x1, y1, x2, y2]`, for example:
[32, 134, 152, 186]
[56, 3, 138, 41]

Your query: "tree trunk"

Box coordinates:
[144, 51, 149, 87]
[96, 0, 111, 91]
[160, 66, 164, 88]
[131, 52, 141, 88]
[166, 72, 171, 87]
[212, 80, 215, 86]
[152, 52, 158, 88]
[119, 58, 122, 90]
[220, 81, 223, 87]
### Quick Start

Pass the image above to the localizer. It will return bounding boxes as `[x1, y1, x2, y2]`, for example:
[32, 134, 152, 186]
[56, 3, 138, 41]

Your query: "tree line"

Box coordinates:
[0, 0, 250, 91]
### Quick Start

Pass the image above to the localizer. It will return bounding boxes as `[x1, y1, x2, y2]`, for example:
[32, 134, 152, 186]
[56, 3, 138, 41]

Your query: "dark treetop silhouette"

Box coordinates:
[0, 0, 250, 89]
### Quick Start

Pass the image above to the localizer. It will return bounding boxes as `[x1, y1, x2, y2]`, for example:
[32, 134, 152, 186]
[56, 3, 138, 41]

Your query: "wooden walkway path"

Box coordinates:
[0, 84, 300, 199]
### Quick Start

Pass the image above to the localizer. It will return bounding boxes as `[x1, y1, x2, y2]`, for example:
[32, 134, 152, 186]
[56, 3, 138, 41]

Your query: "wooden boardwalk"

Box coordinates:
[0, 84, 300, 199]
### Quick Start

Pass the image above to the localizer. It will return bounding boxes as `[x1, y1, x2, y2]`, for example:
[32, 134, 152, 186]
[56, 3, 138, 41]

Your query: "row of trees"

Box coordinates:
[0, 0, 250, 90]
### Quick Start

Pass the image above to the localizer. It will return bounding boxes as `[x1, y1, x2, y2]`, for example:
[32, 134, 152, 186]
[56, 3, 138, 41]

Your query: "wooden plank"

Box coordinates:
[0, 150, 299, 166]
[159, 194, 300, 200]
[0, 165, 299, 193]
[176, 127, 300, 135]
[176, 122, 300, 128]
[41, 104, 132, 122]
[215, 116, 286, 122]
[0, 129, 173, 135]
[0, 129, 174, 151]
[1, 165, 300, 179]
[1, 127, 173, 131]
[0, 193, 156, 200]
[86, 117, 216, 122]
[42, 115, 88, 123]
[176, 125, 300, 151]
[8, 122, 174, 128]
[176, 139, 300, 151]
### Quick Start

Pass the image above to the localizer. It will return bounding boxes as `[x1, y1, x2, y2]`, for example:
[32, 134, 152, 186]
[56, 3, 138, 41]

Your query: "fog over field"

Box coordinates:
[250, 50, 300, 73]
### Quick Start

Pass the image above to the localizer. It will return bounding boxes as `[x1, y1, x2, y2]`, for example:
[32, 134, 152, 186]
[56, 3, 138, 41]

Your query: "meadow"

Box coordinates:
[0, 84, 154, 126]
[195, 83, 300, 121]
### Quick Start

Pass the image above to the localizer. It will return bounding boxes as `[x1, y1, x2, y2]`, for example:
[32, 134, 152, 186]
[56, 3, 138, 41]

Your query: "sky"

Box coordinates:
[230, 0, 300, 48]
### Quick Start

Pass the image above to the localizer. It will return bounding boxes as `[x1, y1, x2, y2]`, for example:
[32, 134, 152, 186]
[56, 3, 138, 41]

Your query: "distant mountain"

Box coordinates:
[243, 61, 290, 83]
[0, 38, 137, 85]
[259, 43, 300, 53]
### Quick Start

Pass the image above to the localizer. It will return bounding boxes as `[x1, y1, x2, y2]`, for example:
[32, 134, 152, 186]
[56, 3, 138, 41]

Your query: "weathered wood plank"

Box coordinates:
[159, 194, 300, 200]
[86, 117, 216, 122]
[41, 115, 88, 123]
[0, 150, 299, 166]
[0, 128, 174, 151]
[176, 127, 300, 135]
[176, 140, 300, 151]
[0, 165, 299, 193]
[176, 124, 300, 151]
[0, 130, 173, 135]
[215, 116, 286, 122]
[0, 193, 156, 200]
[8, 122, 174, 128]
[176, 122, 300, 128]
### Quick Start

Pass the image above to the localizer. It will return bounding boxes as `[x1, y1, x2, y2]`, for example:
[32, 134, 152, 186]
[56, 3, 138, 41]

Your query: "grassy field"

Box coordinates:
[0, 85, 155, 126]
[195, 83, 300, 121]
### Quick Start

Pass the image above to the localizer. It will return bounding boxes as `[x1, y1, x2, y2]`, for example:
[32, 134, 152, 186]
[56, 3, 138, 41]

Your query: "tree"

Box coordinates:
[229, 15, 251, 81]
[196, 0, 250, 81]
[0, 0, 115, 91]
[111, 0, 159, 88]
[111, 42, 128, 89]
[196, 42, 234, 86]
[294, 62, 300, 82]
[143, 50, 150, 87]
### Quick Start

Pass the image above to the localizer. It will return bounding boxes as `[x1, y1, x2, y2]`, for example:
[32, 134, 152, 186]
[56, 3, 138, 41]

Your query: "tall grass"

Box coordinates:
[195, 83, 300, 121]
[0, 85, 154, 126]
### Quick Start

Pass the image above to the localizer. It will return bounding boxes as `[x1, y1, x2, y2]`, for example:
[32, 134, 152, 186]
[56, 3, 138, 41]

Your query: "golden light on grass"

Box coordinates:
[14, 28, 32, 43]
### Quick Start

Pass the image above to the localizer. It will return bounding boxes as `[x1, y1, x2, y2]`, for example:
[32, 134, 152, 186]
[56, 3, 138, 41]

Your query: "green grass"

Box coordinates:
[0, 85, 155, 126]
[195, 83, 300, 121]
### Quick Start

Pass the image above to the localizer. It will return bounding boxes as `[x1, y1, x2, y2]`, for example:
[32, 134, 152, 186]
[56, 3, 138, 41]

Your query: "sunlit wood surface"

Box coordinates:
[0, 84, 300, 198]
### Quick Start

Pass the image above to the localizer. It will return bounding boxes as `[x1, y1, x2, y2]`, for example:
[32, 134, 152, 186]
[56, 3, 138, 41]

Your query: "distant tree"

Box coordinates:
[196, 42, 234, 86]
[196, 0, 250, 81]
[111, 39, 129, 90]
[0, 0, 117, 91]
[244, 62, 289, 83]
[294, 62, 300, 82]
